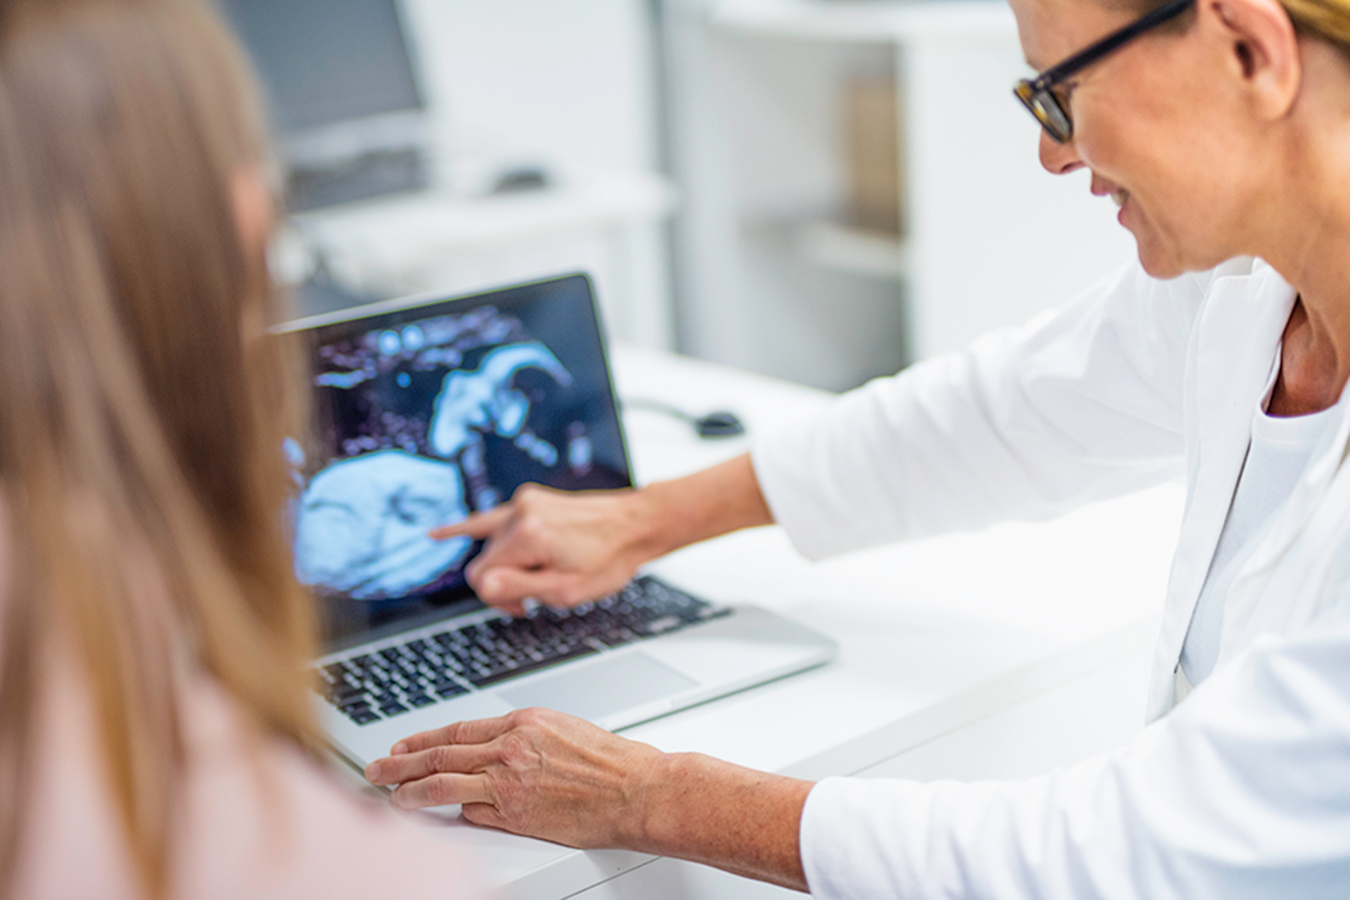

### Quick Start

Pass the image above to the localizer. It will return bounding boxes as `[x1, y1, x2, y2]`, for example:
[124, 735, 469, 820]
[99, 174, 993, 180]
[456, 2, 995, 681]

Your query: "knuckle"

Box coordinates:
[432, 745, 455, 771]
[426, 775, 453, 805]
[497, 732, 541, 769]
[515, 706, 547, 727]
[514, 515, 543, 542]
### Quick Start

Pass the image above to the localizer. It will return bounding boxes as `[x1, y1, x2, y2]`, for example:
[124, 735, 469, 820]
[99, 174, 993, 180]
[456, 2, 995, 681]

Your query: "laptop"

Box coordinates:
[274, 273, 838, 771]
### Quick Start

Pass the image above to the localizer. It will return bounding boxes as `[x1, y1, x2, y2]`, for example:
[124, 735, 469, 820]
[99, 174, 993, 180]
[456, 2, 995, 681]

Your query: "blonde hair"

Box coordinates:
[0, 0, 318, 896]
[1124, 0, 1350, 50]
[1281, 0, 1350, 49]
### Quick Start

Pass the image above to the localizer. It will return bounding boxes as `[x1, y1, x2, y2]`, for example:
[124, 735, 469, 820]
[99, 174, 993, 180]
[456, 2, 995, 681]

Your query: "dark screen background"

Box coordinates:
[300, 275, 631, 649]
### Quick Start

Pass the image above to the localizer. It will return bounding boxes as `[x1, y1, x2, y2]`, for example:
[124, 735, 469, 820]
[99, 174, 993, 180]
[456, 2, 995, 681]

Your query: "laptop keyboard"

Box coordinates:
[314, 576, 730, 726]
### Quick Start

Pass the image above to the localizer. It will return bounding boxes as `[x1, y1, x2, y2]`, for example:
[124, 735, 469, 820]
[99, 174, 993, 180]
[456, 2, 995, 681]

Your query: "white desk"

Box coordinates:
[395, 344, 1185, 899]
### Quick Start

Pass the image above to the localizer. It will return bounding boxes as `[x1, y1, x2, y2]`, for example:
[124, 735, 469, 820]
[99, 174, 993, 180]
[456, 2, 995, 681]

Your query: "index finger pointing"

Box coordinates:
[429, 506, 514, 541]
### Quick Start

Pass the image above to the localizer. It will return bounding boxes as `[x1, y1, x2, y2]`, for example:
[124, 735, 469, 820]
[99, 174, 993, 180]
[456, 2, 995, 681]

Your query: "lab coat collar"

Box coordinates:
[1146, 260, 1296, 722]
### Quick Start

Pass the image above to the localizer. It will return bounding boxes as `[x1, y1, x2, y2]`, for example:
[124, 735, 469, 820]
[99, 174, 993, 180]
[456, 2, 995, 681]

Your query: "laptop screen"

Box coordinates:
[284, 275, 632, 649]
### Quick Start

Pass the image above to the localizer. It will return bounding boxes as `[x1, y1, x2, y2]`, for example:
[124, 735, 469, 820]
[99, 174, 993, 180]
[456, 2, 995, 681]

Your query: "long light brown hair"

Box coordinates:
[0, 0, 318, 895]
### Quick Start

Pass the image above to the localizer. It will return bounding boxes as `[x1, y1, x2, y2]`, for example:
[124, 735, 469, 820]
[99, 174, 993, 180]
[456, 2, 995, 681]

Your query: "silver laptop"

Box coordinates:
[275, 274, 837, 770]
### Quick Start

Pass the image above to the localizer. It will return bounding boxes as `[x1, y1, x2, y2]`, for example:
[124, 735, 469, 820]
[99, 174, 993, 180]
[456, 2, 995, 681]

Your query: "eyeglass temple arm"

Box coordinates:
[1026, 0, 1195, 92]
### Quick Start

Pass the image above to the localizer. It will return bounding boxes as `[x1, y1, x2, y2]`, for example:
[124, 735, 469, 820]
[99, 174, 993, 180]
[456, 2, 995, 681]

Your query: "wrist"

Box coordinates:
[620, 751, 814, 890]
[623, 750, 702, 854]
[623, 481, 687, 562]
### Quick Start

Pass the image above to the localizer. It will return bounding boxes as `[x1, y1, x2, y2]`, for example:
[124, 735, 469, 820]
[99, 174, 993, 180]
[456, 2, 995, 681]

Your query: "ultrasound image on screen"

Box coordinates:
[295, 277, 630, 646]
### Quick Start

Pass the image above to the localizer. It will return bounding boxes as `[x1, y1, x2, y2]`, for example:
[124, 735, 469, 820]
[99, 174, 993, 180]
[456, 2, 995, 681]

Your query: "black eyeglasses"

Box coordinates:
[1014, 0, 1194, 143]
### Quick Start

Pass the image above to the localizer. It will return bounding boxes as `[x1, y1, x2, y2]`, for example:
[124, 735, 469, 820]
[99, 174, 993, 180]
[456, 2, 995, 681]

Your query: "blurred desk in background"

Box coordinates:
[283, 173, 677, 350]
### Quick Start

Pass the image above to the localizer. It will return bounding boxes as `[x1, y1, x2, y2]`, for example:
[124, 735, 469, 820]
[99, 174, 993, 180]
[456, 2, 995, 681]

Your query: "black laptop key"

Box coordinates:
[348, 708, 382, 725]
[406, 693, 438, 708]
[637, 615, 682, 637]
[597, 627, 640, 648]
[469, 644, 599, 688]
[432, 679, 467, 698]
[432, 631, 466, 650]
[379, 701, 410, 717]
[330, 682, 366, 704]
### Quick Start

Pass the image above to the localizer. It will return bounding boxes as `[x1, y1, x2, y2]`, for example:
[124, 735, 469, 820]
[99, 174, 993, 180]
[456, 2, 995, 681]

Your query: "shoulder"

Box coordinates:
[19, 664, 488, 900]
[174, 676, 488, 899]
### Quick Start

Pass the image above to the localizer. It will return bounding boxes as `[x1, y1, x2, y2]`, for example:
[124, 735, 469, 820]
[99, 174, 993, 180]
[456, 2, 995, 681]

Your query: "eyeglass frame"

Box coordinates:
[1013, 0, 1196, 143]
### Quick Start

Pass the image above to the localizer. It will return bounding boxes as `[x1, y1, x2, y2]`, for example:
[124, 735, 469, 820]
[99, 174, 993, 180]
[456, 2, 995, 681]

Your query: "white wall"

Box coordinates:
[661, 1, 1138, 390]
[400, 0, 662, 189]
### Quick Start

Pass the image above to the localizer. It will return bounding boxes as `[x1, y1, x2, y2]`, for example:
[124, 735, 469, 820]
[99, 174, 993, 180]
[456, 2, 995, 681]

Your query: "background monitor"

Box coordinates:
[220, 0, 431, 209]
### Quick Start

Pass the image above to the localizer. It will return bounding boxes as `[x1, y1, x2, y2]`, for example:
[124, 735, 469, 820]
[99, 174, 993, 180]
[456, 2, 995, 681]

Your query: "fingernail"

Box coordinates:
[365, 761, 383, 783]
[391, 742, 408, 755]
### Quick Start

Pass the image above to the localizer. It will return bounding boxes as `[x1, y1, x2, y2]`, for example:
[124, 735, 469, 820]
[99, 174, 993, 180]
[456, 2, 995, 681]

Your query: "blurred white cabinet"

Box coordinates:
[664, 0, 1136, 389]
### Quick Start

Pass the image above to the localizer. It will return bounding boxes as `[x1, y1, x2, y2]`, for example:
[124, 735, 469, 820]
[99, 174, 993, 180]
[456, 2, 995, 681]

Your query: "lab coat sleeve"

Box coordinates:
[798, 608, 1350, 900]
[751, 261, 1209, 560]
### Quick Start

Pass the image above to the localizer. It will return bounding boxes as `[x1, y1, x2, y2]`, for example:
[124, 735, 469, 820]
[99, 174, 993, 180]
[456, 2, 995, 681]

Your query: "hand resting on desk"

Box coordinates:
[364, 707, 813, 891]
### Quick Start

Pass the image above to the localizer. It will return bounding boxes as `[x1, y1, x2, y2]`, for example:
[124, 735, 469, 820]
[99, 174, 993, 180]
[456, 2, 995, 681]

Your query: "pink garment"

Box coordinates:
[12, 652, 490, 900]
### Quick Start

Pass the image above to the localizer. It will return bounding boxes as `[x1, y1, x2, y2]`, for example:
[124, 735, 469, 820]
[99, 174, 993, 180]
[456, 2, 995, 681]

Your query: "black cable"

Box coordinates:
[621, 398, 746, 439]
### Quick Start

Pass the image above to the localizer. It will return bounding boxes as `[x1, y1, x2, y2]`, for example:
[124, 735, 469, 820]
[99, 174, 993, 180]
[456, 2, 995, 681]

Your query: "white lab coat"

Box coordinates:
[752, 258, 1350, 898]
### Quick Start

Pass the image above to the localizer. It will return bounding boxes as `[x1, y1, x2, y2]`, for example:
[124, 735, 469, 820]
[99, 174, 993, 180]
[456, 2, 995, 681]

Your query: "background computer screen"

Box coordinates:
[291, 276, 632, 648]
[219, 0, 423, 133]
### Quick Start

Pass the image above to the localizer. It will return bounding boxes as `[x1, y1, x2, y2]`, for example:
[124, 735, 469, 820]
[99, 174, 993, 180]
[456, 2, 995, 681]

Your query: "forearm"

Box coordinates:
[634, 453, 774, 560]
[630, 752, 812, 892]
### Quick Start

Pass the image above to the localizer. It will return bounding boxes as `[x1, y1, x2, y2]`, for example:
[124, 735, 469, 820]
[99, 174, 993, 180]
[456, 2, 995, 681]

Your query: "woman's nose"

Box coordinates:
[1039, 129, 1084, 175]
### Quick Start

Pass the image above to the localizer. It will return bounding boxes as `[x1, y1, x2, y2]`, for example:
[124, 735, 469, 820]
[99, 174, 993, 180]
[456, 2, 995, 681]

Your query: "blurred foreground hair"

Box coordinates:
[0, 0, 317, 895]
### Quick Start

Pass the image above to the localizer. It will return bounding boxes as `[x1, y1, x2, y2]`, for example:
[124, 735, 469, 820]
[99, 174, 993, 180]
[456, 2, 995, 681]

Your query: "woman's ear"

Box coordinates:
[1208, 0, 1302, 119]
[231, 168, 274, 259]
[231, 169, 274, 341]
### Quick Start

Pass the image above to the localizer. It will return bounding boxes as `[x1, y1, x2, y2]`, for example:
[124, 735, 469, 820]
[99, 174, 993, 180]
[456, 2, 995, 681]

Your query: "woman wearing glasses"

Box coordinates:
[369, 0, 1350, 895]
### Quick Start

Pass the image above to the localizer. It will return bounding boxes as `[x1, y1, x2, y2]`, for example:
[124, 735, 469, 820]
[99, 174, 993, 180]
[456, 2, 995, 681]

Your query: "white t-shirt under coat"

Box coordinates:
[1180, 355, 1345, 687]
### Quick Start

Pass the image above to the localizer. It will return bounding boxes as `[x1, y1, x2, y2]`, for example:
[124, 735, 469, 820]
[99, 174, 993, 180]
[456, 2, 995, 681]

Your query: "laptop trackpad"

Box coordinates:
[499, 653, 697, 722]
